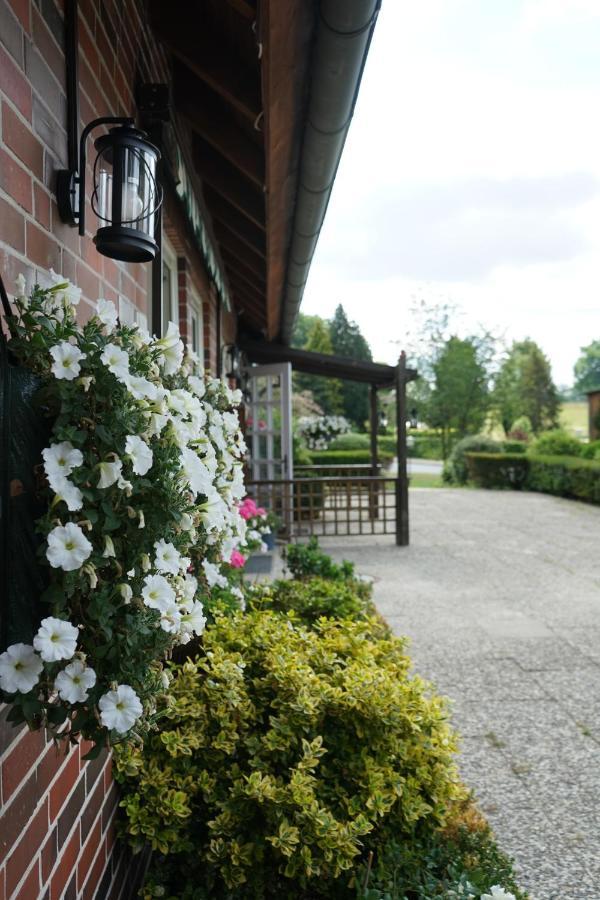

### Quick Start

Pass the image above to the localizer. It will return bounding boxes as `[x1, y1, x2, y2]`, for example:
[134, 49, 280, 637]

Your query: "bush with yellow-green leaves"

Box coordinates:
[114, 610, 460, 898]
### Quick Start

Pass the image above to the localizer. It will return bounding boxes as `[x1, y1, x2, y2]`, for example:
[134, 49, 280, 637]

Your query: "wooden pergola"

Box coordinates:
[240, 338, 418, 545]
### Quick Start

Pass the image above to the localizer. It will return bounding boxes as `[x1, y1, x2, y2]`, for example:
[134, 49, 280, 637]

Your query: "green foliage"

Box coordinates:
[508, 415, 533, 438]
[464, 453, 530, 490]
[426, 337, 492, 457]
[248, 578, 373, 626]
[527, 454, 600, 503]
[580, 439, 600, 460]
[407, 433, 445, 460]
[443, 436, 502, 485]
[283, 537, 356, 582]
[330, 305, 373, 430]
[530, 429, 584, 458]
[493, 340, 559, 435]
[306, 449, 394, 467]
[115, 611, 460, 898]
[295, 319, 344, 416]
[330, 433, 372, 451]
[501, 440, 527, 454]
[573, 339, 600, 397]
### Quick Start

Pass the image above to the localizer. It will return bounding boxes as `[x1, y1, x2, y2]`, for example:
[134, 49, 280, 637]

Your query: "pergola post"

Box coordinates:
[369, 384, 379, 519]
[395, 352, 409, 546]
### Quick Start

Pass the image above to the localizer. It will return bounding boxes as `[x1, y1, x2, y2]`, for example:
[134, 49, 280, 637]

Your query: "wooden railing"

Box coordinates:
[246, 474, 399, 539]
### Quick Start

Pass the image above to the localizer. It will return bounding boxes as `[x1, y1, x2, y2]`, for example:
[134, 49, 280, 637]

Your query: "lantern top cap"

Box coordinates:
[94, 124, 160, 161]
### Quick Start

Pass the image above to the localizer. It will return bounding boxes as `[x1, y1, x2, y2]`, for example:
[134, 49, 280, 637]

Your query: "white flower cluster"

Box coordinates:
[1, 276, 249, 739]
[297, 415, 350, 450]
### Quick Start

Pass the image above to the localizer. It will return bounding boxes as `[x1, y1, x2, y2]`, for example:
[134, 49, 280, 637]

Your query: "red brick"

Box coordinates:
[78, 17, 99, 79]
[0, 771, 39, 866]
[2, 104, 44, 179]
[1, 727, 46, 803]
[48, 750, 80, 821]
[36, 741, 71, 798]
[26, 219, 61, 272]
[13, 860, 40, 900]
[75, 259, 100, 301]
[0, 146, 32, 213]
[32, 6, 66, 88]
[49, 827, 79, 900]
[41, 827, 57, 884]
[5, 799, 48, 896]
[0, 44, 32, 120]
[34, 182, 51, 229]
[82, 840, 106, 900]
[76, 818, 101, 892]
[52, 203, 81, 255]
[7, 0, 30, 33]
[0, 195, 25, 253]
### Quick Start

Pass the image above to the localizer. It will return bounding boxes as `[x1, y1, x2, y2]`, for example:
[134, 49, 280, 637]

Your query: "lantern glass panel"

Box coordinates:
[96, 157, 113, 225]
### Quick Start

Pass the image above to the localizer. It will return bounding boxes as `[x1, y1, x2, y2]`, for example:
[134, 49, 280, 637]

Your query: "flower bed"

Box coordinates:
[0, 276, 249, 750]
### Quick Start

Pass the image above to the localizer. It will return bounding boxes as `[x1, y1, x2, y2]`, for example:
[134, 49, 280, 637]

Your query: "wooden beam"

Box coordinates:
[150, 3, 261, 122]
[221, 244, 267, 290]
[228, 284, 266, 321]
[228, 273, 266, 309]
[206, 189, 266, 257]
[178, 75, 264, 187]
[219, 239, 266, 280]
[193, 137, 265, 229]
[224, 0, 256, 21]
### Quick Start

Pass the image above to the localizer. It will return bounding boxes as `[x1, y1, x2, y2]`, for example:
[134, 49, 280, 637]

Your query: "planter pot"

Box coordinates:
[263, 532, 276, 551]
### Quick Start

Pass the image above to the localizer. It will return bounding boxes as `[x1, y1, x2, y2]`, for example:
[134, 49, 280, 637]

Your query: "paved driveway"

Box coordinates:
[320, 489, 600, 900]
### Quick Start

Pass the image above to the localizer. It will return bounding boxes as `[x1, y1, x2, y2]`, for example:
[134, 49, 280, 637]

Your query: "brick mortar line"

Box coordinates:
[6, 846, 43, 900]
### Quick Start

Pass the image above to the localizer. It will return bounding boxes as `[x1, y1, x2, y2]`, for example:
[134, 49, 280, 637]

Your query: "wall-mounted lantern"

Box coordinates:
[224, 344, 242, 384]
[57, 117, 162, 263]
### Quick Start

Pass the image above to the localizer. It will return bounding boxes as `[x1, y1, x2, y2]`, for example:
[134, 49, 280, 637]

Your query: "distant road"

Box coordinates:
[388, 457, 443, 475]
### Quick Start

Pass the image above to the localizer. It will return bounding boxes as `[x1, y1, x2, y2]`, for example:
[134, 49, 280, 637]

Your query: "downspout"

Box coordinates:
[279, 0, 381, 344]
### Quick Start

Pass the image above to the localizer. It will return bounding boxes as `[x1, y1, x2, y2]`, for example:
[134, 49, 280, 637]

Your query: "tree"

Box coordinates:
[573, 340, 600, 397]
[295, 319, 343, 415]
[291, 312, 324, 350]
[493, 340, 559, 435]
[426, 336, 492, 456]
[329, 304, 373, 430]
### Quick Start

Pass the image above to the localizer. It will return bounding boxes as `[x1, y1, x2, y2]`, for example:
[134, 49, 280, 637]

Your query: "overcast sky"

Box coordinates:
[301, 0, 600, 386]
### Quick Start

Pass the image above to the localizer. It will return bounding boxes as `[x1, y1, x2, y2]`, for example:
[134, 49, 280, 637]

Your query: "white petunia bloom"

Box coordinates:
[103, 535, 116, 558]
[98, 684, 143, 733]
[96, 298, 118, 333]
[481, 890, 517, 900]
[153, 539, 183, 575]
[155, 322, 184, 375]
[118, 583, 133, 603]
[181, 574, 198, 606]
[50, 342, 85, 381]
[180, 600, 206, 637]
[97, 459, 123, 489]
[14, 272, 27, 299]
[42, 442, 83, 490]
[202, 559, 227, 589]
[188, 375, 205, 398]
[125, 435, 153, 476]
[142, 573, 176, 610]
[49, 270, 81, 307]
[158, 602, 182, 634]
[0, 644, 43, 694]
[124, 374, 158, 401]
[33, 616, 79, 662]
[54, 477, 84, 511]
[46, 522, 92, 571]
[147, 412, 169, 437]
[54, 659, 96, 703]
[180, 448, 214, 496]
[100, 344, 130, 380]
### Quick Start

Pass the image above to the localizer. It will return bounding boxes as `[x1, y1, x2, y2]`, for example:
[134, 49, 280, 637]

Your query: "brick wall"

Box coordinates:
[0, 0, 226, 896]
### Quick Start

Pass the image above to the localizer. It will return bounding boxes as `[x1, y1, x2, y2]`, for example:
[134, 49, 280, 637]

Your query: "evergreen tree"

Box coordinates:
[329, 304, 373, 430]
[573, 340, 600, 397]
[493, 340, 559, 435]
[295, 319, 343, 415]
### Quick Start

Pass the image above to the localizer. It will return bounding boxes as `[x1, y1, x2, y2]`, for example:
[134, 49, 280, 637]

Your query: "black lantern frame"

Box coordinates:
[57, 116, 162, 263]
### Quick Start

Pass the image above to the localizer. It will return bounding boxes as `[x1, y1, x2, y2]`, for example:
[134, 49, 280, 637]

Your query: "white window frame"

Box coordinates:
[188, 284, 205, 369]
[118, 294, 147, 331]
[161, 239, 179, 334]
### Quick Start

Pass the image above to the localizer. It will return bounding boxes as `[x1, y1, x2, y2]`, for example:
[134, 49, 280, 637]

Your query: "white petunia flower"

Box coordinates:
[46, 522, 92, 571]
[100, 344, 130, 380]
[158, 602, 182, 634]
[180, 448, 214, 496]
[118, 583, 133, 603]
[188, 375, 205, 398]
[50, 342, 85, 381]
[125, 435, 153, 476]
[124, 374, 158, 401]
[33, 616, 79, 662]
[153, 539, 183, 576]
[0, 644, 43, 694]
[180, 600, 206, 637]
[202, 559, 227, 589]
[42, 442, 83, 490]
[155, 322, 184, 375]
[49, 270, 81, 306]
[147, 412, 169, 437]
[179, 513, 194, 531]
[14, 272, 27, 299]
[54, 477, 84, 511]
[54, 659, 96, 703]
[142, 573, 176, 610]
[97, 459, 123, 489]
[103, 535, 116, 558]
[181, 574, 198, 606]
[95, 298, 118, 332]
[98, 684, 143, 733]
[481, 889, 517, 900]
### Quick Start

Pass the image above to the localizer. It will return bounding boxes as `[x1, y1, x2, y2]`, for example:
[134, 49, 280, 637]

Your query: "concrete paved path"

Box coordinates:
[319, 489, 600, 900]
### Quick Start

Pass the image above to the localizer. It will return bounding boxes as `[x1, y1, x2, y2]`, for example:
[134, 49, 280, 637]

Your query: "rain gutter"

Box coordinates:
[278, 0, 381, 344]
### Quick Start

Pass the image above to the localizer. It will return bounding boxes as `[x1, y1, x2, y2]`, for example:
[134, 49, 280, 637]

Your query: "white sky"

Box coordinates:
[301, 0, 600, 386]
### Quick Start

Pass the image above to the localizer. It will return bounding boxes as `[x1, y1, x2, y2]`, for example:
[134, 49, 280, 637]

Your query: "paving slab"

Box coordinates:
[319, 489, 600, 900]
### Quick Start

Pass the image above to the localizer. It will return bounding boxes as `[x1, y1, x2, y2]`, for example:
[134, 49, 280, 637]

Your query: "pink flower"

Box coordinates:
[239, 497, 258, 520]
[255, 507, 266, 517]
[230, 550, 246, 568]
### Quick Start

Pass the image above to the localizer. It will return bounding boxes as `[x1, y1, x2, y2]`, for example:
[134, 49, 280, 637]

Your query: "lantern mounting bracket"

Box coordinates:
[57, 116, 135, 234]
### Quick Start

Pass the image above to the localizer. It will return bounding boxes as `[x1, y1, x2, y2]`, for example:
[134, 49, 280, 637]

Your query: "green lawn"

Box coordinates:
[409, 472, 445, 488]
[560, 402, 588, 438]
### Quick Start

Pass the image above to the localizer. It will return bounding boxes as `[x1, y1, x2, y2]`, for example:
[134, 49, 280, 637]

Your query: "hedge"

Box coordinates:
[466, 452, 600, 504]
[304, 448, 394, 467]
